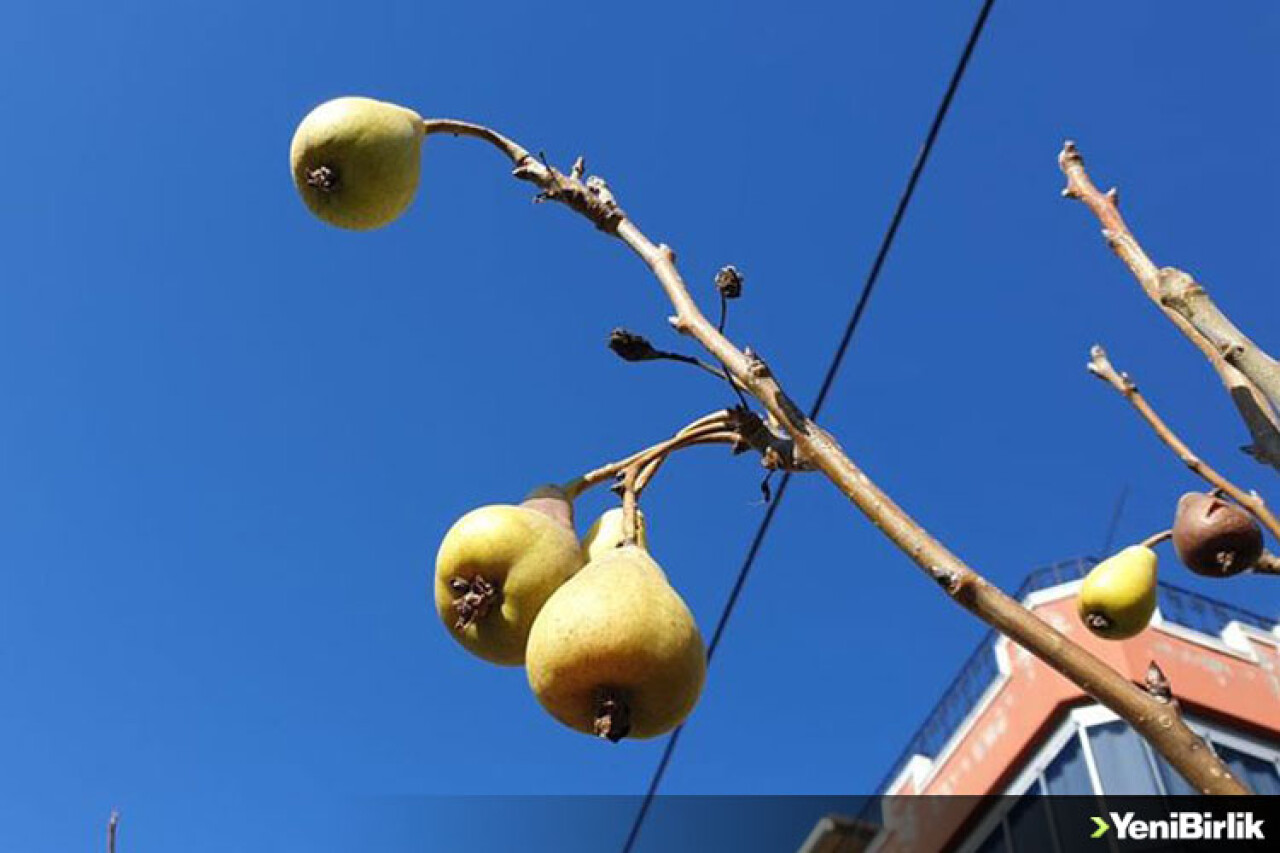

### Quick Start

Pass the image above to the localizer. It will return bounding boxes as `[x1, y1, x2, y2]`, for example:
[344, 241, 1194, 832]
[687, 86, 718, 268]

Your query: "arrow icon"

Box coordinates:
[1091, 816, 1110, 838]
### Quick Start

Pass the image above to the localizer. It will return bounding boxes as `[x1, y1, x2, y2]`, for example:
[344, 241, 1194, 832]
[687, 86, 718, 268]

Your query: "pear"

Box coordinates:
[525, 544, 706, 741]
[1077, 545, 1158, 640]
[581, 506, 648, 563]
[434, 488, 584, 666]
[1172, 492, 1263, 578]
[290, 96, 425, 231]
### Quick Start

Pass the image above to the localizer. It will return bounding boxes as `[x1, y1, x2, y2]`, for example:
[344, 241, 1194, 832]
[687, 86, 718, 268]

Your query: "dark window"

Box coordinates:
[1006, 787, 1054, 853]
[1042, 732, 1091, 795]
[1214, 742, 1280, 796]
[1087, 721, 1159, 794]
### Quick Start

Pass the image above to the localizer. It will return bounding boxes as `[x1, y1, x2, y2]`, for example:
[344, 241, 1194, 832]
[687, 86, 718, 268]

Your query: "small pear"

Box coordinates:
[581, 507, 648, 563]
[1172, 492, 1263, 578]
[525, 544, 706, 741]
[1077, 545, 1158, 640]
[434, 490, 584, 665]
[290, 96, 425, 230]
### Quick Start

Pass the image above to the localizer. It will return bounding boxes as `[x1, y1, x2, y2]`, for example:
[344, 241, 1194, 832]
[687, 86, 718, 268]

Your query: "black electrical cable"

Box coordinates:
[619, 2, 998, 850]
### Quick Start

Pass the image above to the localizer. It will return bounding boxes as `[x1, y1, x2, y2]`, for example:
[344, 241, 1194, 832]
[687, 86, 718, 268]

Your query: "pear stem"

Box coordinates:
[1140, 529, 1173, 549]
[620, 465, 640, 547]
[568, 408, 808, 501]
[568, 411, 738, 499]
[635, 431, 741, 495]
[424, 120, 1251, 794]
[1089, 346, 1280, 543]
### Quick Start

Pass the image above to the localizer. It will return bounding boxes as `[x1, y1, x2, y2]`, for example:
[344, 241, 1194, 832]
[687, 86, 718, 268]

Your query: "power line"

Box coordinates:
[618, 2, 998, 850]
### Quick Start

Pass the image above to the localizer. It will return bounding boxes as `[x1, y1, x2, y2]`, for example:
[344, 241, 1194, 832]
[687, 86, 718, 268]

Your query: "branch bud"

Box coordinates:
[608, 328, 661, 362]
[715, 265, 744, 299]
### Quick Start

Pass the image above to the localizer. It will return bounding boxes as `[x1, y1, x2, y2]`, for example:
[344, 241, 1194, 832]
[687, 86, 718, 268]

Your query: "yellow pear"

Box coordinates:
[1077, 545, 1158, 640]
[290, 96, 425, 230]
[525, 544, 706, 741]
[581, 507, 648, 563]
[434, 491, 584, 665]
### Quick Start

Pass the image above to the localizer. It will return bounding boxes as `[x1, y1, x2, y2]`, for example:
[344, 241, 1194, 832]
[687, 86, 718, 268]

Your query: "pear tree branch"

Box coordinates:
[1059, 142, 1280, 471]
[1254, 551, 1280, 575]
[1088, 345, 1280, 544]
[422, 121, 1248, 794]
[1158, 268, 1280, 413]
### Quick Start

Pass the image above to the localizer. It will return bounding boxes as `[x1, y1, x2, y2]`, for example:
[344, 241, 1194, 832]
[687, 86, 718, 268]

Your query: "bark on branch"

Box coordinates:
[1255, 551, 1280, 575]
[1059, 141, 1280, 471]
[1157, 268, 1280, 413]
[421, 121, 1249, 794]
[1088, 345, 1280, 543]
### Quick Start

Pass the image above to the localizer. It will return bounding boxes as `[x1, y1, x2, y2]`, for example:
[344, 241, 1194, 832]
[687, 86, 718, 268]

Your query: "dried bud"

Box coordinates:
[1171, 492, 1264, 578]
[714, 265, 744, 299]
[608, 328, 660, 362]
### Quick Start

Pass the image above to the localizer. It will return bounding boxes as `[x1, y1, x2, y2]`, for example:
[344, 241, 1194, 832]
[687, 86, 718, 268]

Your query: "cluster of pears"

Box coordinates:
[433, 487, 707, 741]
[290, 96, 426, 230]
[1077, 491, 1264, 640]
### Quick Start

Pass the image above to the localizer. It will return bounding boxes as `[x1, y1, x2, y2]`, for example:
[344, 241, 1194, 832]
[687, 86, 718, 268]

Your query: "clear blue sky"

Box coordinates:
[1, 1, 1277, 851]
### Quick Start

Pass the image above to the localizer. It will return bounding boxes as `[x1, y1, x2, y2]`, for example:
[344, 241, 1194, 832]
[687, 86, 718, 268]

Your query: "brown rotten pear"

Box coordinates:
[525, 543, 706, 742]
[434, 486, 584, 665]
[1172, 492, 1264, 578]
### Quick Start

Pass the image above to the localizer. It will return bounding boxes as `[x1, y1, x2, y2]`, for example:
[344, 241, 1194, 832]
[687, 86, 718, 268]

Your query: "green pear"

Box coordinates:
[581, 507, 648, 563]
[290, 96, 425, 231]
[434, 492, 584, 665]
[525, 544, 706, 741]
[1077, 545, 1158, 640]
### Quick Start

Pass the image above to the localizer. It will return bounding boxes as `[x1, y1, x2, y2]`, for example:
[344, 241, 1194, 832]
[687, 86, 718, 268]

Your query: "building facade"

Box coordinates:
[800, 559, 1280, 853]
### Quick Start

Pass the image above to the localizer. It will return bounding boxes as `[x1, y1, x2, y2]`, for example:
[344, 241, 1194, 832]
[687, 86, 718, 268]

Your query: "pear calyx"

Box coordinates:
[1171, 492, 1263, 578]
[304, 164, 340, 192]
[593, 688, 632, 743]
[449, 574, 499, 630]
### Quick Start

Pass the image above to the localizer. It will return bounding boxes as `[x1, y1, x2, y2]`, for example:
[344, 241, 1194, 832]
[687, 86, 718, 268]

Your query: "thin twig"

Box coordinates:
[1060, 142, 1280, 471]
[1089, 345, 1280, 542]
[634, 431, 740, 494]
[429, 123, 1249, 794]
[107, 811, 119, 853]
[568, 411, 738, 497]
